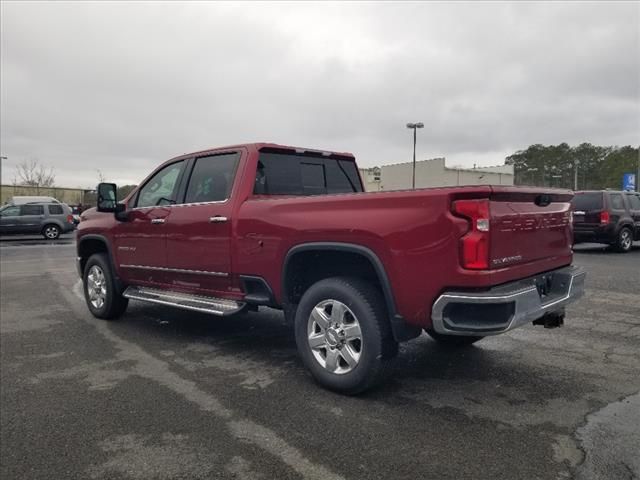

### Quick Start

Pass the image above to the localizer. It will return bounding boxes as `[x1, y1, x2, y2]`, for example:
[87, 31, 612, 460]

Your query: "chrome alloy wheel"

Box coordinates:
[620, 229, 632, 250]
[44, 226, 59, 239]
[307, 299, 363, 375]
[87, 265, 107, 309]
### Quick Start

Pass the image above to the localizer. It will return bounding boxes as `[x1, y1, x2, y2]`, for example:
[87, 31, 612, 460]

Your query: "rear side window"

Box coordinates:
[572, 192, 603, 210]
[20, 205, 44, 216]
[254, 152, 363, 195]
[185, 152, 240, 203]
[628, 195, 640, 209]
[48, 204, 64, 215]
[609, 194, 624, 210]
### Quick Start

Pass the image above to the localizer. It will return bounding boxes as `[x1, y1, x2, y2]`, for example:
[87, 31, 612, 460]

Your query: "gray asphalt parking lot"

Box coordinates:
[1, 238, 638, 480]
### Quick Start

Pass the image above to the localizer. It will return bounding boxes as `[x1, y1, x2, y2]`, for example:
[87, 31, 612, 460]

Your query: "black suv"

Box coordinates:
[572, 190, 640, 252]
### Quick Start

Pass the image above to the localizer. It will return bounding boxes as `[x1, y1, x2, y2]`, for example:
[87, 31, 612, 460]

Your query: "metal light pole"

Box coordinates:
[574, 159, 579, 191]
[406, 122, 424, 189]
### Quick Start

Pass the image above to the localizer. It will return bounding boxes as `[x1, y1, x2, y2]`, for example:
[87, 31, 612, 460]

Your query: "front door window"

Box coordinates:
[136, 161, 184, 208]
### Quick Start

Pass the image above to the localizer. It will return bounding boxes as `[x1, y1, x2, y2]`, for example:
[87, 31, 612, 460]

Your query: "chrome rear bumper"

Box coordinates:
[431, 265, 586, 336]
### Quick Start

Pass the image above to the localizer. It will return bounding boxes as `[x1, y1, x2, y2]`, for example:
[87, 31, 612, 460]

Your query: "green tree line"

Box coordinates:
[505, 143, 639, 190]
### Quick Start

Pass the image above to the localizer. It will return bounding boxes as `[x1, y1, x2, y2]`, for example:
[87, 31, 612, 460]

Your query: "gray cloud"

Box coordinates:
[1, 1, 638, 187]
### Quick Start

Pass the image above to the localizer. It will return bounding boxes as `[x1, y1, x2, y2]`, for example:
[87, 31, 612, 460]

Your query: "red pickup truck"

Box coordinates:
[77, 143, 586, 393]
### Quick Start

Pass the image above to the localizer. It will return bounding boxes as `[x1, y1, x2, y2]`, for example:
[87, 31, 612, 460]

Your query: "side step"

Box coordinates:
[123, 286, 245, 316]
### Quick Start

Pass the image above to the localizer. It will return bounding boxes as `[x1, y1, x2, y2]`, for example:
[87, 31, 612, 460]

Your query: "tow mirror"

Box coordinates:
[97, 183, 117, 212]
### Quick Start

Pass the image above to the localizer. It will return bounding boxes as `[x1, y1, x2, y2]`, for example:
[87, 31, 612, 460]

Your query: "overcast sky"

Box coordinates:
[1, 1, 639, 188]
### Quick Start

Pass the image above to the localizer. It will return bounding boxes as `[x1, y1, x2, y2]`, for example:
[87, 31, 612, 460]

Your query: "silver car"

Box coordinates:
[0, 202, 76, 240]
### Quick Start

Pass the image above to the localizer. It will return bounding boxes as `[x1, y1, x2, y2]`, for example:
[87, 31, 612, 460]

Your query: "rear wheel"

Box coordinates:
[42, 224, 60, 240]
[83, 253, 128, 319]
[614, 227, 633, 253]
[425, 329, 484, 347]
[294, 277, 397, 394]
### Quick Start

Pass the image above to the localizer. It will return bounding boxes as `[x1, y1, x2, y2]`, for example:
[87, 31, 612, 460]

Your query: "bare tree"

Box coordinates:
[97, 169, 106, 183]
[13, 158, 56, 192]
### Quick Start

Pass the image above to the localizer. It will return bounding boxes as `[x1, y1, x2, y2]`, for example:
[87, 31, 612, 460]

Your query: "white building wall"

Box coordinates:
[375, 158, 514, 191]
[358, 167, 382, 192]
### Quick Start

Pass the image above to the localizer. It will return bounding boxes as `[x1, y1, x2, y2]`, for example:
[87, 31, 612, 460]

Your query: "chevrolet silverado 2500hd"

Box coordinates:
[77, 143, 586, 393]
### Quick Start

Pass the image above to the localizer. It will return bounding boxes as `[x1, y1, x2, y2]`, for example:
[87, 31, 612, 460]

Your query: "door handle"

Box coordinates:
[209, 216, 228, 223]
[151, 218, 165, 224]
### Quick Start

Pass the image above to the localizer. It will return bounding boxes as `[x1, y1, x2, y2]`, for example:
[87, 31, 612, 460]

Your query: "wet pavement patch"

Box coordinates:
[575, 393, 640, 480]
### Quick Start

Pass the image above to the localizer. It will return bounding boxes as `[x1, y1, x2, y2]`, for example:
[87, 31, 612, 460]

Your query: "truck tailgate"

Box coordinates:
[489, 187, 573, 269]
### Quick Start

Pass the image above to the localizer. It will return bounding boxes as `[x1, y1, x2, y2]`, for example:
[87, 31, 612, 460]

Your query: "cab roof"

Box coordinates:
[169, 142, 355, 162]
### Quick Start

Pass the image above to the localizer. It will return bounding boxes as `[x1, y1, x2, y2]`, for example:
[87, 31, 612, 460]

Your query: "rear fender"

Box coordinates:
[282, 242, 421, 342]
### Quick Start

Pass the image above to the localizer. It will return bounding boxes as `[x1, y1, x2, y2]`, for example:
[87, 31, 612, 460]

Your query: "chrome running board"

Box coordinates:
[123, 286, 245, 316]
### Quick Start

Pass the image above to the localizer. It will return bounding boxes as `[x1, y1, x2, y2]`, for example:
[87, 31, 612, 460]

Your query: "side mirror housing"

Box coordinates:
[97, 183, 117, 212]
[114, 203, 129, 222]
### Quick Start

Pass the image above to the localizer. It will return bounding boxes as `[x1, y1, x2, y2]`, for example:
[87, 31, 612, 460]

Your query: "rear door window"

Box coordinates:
[255, 152, 363, 195]
[571, 193, 603, 211]
[20, 205, 44, 216]
[609, 194, 625, 210]
[185, 152, 240, 203]
[48, 204, 64, 215]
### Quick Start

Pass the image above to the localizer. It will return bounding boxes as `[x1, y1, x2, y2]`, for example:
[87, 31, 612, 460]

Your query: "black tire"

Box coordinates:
[425, 329, 484, 347]
[294, 276, 397, 395]
[614, 227, 633, 253]
[42, 224, 60, 240]
[83, 253, 128, 319]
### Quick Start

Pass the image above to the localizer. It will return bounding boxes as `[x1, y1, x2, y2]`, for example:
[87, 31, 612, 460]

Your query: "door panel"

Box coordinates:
[19, 205, 45, 234]
[113, 160, 186, 286]
[165, 203, 234, 294]
[113, 207, 172, 285]
[164, 152, 240, 296]
[0, 206, 21, 234]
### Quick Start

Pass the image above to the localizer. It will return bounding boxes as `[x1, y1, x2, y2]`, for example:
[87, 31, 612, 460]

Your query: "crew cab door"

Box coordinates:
[17, 204, 45, 234]
[164, 151, 241, 295]
[113, 160, 187, 285]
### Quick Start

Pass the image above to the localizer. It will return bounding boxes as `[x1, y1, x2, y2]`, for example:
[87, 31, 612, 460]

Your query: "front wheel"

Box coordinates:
[83, 253, 128, 319]
[294, 277, 397, 395]
[425, 329, 484, 347]
[42, 224, 60, 240]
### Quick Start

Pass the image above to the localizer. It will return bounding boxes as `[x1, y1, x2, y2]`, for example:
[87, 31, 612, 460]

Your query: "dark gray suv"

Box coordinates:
[572, 190, 640, 252]
[0, 202, 76, 240]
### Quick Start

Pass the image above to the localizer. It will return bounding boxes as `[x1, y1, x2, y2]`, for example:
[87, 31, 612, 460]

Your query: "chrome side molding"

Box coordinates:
[119, 264, 229, 277]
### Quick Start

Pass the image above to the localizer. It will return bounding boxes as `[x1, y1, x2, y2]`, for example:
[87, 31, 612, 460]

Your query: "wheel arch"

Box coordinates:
[77, 234, 123, 290]
[281, 242, 420, 342]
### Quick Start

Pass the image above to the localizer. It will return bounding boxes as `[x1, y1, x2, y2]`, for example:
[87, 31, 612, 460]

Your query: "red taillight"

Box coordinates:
[67, 215, 74, 224]
[452, 199, 490, 270]
[600, 211, 610, 225]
